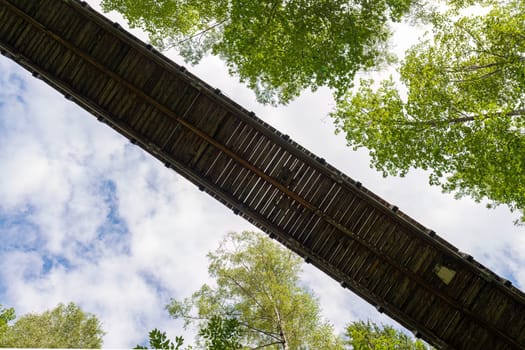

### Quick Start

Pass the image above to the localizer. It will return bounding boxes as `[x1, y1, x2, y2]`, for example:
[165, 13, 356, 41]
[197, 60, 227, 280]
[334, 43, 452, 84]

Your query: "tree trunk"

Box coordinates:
[273, 306, 289, 350]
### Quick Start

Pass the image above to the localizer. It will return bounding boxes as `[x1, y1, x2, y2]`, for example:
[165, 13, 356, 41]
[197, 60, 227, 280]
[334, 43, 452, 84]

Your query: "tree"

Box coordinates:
[197, 315, 242, 349]
[346, 321, 432, 349]
[166, 231, 345, 349]
[0, 302, 104, 348]
[331, 0, 525, 222]
[139, 232, 435, 349]
[0, 304, 15, 340]
[134, 316, 241, 350]
[135, 328, 189, 350]
[101, 0, 416, 105]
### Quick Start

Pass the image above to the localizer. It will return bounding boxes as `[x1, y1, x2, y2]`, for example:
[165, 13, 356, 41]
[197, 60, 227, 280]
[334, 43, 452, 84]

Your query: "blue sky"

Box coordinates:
[0, 2, 524, 347]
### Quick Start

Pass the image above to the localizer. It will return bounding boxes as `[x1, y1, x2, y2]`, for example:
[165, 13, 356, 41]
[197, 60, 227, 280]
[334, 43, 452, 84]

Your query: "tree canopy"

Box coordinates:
[346, 321, 432, 349]
[166, 231, 344, 349]
[136, 231, 429, 349]
[138, 319, 432, 349]
[332, 0, 525, 221]
[0, 302, 104, 348]
[135, 328, 188, 350]
[101, 0, 415, 105]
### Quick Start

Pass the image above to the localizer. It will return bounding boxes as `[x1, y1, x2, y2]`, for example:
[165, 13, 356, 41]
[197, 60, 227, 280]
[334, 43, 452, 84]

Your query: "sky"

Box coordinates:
[0, 1, 524, 348]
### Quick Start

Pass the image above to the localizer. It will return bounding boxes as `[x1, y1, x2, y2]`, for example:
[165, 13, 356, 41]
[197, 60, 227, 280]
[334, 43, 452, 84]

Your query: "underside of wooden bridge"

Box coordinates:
[1, 1, 524, 348]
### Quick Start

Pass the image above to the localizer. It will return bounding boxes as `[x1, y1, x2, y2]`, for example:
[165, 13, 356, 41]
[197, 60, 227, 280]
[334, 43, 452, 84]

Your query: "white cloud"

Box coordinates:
[0, 55, 254, 347]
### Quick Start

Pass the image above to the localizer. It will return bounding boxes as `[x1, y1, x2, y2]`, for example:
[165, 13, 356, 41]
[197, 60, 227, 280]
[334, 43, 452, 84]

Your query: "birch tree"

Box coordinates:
[167, 231, 344, 349]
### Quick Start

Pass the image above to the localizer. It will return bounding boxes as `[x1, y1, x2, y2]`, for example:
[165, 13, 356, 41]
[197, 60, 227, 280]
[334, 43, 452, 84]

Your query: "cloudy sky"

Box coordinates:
[0, 2, 524, 347]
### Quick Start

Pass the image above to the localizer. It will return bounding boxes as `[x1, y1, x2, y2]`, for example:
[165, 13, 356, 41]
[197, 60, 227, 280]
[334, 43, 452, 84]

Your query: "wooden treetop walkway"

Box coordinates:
[0, 1, 524, 348]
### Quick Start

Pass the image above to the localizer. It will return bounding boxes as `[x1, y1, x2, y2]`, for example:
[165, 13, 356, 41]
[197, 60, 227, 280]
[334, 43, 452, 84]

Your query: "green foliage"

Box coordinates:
[346, 321, 432, 349]
[166, 231, 345, 349]
[0, 305, 15, 324]
[142, 233, 436, 349]
[198, 315, 242, 349]
[0, 302, 104, 348]
[332, 0, 525, 222]
[0, 304, 15, 341]
[101, 0, 416, 105]
[135, 317, 240, 350]
[135, 328, 188, 350]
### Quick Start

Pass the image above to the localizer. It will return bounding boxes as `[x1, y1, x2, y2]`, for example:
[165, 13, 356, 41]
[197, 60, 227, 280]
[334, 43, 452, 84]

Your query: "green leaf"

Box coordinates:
[332, 0, 525, 223]
[101, 0, 419, 105]
[0, 302, 104, 348]
[166, 231, 345, 349]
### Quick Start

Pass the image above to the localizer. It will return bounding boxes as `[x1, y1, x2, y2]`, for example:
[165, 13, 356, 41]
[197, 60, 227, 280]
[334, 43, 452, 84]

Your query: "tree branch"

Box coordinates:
[469, 48, 507, 59]
[445, 60, 507, 73]
[168, 19, 228, 47]
[450, 67, 502, 83]
[177, 312, 282, 342]
[251, 340, 285, 349]
[507, 109, 525, 117]
[402, 116, 475, 127]
[236, 321, 282, 341]
[401, 109, 524, 129]
[454, 21, 488, 52]
[266, 0, 281, 25]
[222, 272, 266, 311]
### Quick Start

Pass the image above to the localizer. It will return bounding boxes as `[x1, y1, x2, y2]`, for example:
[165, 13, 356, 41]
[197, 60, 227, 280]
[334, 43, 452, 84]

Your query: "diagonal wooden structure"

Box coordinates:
[1, 1, 524, 348]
